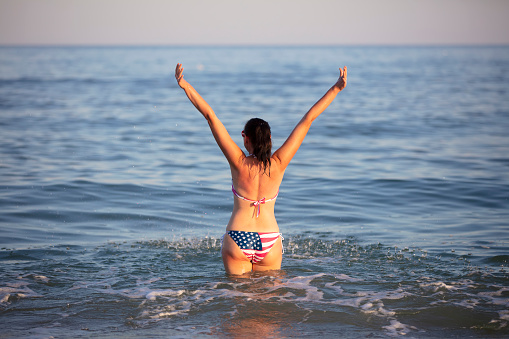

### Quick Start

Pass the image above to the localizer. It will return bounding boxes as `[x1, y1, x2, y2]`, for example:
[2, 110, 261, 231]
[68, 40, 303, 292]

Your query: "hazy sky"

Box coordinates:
[1, 0, 508, 45]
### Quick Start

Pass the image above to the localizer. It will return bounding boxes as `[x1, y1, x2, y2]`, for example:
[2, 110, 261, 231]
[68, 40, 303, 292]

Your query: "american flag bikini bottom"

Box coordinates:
[224, 231, 284, 264]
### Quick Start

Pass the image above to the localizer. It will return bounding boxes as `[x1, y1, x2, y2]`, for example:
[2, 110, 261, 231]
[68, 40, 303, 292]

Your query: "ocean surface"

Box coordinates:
[0, 45, 508, 338]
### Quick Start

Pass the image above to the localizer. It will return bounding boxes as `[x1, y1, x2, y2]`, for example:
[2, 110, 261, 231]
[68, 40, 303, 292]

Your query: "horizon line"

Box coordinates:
[1, 42, 508, 48]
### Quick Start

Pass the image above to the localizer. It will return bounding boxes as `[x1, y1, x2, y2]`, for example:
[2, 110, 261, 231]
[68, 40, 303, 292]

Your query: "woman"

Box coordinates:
[175, 63, 347, 275]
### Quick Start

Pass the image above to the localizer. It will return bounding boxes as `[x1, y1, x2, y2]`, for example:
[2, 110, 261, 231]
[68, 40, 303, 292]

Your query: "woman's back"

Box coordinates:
[227, 155, 285, 232]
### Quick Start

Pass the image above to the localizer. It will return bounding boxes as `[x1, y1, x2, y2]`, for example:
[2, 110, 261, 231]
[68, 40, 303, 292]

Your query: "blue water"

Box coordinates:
[1, 46, 508, 337]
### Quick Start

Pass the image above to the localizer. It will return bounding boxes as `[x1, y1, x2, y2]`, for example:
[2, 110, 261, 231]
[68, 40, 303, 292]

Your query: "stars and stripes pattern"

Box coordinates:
[227, 231, 282, 264]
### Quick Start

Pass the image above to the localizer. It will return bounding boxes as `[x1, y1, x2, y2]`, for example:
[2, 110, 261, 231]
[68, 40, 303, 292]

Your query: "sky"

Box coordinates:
[0, 0, 508, 46]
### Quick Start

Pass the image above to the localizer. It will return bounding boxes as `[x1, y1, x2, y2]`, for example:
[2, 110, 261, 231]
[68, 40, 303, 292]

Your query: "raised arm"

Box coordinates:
[272, 67, 347, 169]
[175, 63, 244, 167]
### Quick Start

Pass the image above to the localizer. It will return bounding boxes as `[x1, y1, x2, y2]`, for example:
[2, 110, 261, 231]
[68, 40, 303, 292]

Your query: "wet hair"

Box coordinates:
[244, 118, 272, 175]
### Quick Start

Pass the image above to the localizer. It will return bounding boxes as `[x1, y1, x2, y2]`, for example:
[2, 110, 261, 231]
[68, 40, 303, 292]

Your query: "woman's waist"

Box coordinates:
[226, 214, 279, 233]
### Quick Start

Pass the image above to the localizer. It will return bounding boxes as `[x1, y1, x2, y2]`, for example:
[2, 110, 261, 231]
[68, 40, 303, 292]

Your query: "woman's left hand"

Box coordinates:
[175, 63, 188, 89]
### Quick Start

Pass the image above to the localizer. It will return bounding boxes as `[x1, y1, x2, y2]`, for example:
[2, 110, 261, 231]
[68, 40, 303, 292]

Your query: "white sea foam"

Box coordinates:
[44, 269, 505, 336]
[283, 274, 324, 301]
[0, 285, 41, 303]
[146, 289, 185, 301]
[419, 281, 457, 293]
[479, 286, 509, 298]
[333, 273, 363, 282]
[34, 275, 49, 283]
[212, 273, 412, 332]
[453, 298, 480, 309]
[207, 274, 329, 302]
[324, 282, 344, 293]
[155, 300, 192, 319]
[500, 310, 509, 321]
[383, 319, 417, 337]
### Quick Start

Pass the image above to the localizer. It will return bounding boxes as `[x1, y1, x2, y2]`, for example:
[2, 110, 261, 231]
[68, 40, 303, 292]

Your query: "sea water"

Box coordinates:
[0, 46, 508, 337]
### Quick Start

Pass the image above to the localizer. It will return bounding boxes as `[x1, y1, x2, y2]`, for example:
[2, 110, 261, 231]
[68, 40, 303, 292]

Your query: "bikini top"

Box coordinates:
[231, 184, 279, 218]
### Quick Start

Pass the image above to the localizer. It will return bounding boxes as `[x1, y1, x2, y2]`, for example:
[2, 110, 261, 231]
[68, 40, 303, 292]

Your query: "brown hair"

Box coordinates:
[244, 118, 272, 175]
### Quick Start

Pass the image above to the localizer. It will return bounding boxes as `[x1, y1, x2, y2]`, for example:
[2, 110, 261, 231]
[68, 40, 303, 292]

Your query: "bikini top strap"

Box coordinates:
[231, 184, 279, 217]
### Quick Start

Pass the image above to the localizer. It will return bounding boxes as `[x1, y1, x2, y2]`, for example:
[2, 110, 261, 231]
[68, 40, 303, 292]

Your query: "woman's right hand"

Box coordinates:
[175, 63, 188, 89]
[334, 66, 347, 91]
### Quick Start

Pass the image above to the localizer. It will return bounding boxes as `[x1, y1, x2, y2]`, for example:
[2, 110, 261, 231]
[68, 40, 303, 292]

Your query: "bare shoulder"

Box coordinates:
[270, 154, 287, 174]
[268, 157, 286, 179]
